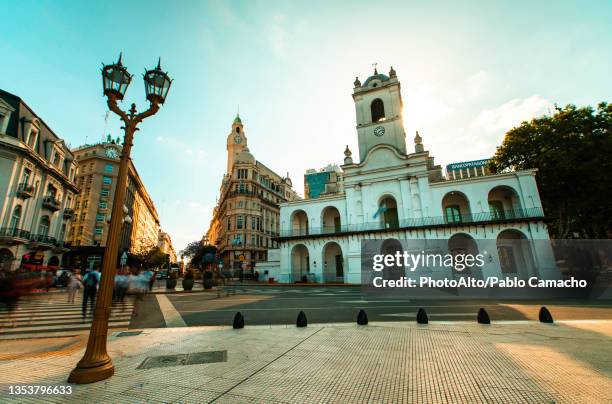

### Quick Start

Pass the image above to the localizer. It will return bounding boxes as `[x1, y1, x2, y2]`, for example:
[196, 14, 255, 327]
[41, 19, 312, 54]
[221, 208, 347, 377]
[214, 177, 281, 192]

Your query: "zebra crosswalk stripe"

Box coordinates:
[0, 292, 137, 338]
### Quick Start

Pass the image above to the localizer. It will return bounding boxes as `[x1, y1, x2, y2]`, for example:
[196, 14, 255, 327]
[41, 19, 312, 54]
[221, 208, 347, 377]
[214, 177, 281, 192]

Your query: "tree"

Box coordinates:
[181, 240, 217, 269]
[488, 102, 612, 238]
[131, 244, 168, 269]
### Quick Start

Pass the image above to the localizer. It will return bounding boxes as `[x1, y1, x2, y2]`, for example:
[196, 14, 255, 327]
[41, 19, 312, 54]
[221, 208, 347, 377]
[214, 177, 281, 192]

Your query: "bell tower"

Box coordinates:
[352, 65, 407, 162]
[226, 113, 247, 173]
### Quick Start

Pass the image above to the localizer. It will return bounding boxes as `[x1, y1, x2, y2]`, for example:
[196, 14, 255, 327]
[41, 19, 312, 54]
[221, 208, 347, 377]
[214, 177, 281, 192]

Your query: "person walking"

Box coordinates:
[67, 269, 82, 303]
[81, 269, 98, 319]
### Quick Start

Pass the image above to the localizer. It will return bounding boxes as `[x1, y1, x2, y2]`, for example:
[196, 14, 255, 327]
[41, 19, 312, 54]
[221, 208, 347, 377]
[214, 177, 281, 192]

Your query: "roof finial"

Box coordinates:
[372, 62, 378, 74]
[156, 57, 161, 70]
[117, 52, 123, 66]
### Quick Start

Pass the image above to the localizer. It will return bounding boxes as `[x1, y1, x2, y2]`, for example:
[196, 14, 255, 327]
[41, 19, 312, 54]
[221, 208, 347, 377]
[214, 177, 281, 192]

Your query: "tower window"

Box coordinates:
[371, 98, 385, 123]
[236, 127, 240, 133]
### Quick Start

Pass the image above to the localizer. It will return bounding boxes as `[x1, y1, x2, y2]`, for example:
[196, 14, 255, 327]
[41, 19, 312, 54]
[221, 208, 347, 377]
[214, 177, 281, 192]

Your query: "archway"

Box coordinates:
[448, 233, 480, 276]
[488, 186, 521, 219]
[442, 191, 471, 224]
[371, 98, 385, 123]
[48, 255, 60, 267]
[378, 196, 399, 229]
[0, 249, 14, 271]
[496, 229, 534, 278]
[380, 238, 403, 281]
[291, 244, 309, 282]
[321, 206, 341, 234]
[322, 242, 344, 283]
[291, 210, 309, 236]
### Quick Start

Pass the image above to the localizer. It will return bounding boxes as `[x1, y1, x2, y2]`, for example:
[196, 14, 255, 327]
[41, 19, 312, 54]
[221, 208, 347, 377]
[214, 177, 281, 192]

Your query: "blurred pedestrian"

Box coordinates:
[67, 269, 82, 303]
[81, 269, 98, 319]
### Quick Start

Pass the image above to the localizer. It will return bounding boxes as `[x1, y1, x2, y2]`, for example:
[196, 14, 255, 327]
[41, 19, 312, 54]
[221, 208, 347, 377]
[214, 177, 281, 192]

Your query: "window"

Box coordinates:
[103, 176, 112, 185]
[52, 150, 61, 167]
[96, 214, 105, 222]
[39, 216, 50, 236]
[99, 201, 107, 209]
[22, 168, 31, 185]
[227, 217, 231, 230]
[94, 226, 103, 235]
[237, 216, 244, 229]
[101, 189, 109, 197]
[489, 201, 505, 220]
[104, 164, 113, 173]
[445, 206, 462, 224]
[371, 98, 385, 123]
[251, 216, 256, 230]
[27, 129, 38, 148]
[10, 206, 21, 230]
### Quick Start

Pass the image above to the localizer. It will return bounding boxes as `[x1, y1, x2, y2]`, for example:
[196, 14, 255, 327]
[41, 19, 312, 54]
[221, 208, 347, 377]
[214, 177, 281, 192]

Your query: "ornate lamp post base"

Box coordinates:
[68, 359, 114, 384]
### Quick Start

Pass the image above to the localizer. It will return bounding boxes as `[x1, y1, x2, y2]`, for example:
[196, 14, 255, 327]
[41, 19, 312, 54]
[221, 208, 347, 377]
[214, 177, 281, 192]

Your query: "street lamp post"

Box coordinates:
[68, 54, 172, 384]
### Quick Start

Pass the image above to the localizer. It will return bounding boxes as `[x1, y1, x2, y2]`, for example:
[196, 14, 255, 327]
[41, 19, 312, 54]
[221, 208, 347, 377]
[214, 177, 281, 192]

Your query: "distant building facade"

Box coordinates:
[64, 139, 160, 269]
[271, 67, 560, 284]
[0, 89, 79, 271]
[206, 115, 299, 270]
[158, 229, 176, 264]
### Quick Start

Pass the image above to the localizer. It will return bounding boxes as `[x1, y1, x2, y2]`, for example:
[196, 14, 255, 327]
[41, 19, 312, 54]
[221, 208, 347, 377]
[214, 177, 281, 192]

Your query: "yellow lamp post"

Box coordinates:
[68, 53, 172, 384]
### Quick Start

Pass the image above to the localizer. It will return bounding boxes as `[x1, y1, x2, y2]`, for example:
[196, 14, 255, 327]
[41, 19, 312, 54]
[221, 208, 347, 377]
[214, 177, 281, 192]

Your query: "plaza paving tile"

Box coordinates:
[0, 321, 610, 403]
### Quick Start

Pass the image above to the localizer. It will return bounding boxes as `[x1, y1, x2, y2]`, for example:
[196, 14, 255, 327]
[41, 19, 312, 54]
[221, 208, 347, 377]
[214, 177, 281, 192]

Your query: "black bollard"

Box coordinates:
[477, 308, 490, 324]
[357, 309, 368, 325]
[296, 311, 308, 327]
[539, 306, 554, 323]
[416, 308, 428, 324]
[233, 312, 244, 329]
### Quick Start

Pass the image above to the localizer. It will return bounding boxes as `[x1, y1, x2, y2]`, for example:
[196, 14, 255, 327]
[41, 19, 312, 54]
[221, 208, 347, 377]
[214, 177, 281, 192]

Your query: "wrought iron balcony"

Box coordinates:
[29, 234, 57, 247]
[0, 227, 31, 243]
[42, 195, 61, 211]
[53, 240, 71, 252]
[279, 207, 545, 238]
[16, 183, 35, 199]
[63, 207, 75, 219]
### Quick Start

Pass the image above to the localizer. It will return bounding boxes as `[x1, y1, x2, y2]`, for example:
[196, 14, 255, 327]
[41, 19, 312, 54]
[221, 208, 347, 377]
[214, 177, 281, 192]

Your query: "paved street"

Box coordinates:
[132, 284, 612, 329]
[0, 291, 136, 339]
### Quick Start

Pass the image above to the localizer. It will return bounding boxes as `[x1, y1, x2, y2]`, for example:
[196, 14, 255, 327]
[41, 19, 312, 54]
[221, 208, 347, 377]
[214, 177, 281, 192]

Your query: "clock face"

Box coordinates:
[105, 148, 119, 159]
[374, 126, 385, 137]
[234, 135, 242, 144]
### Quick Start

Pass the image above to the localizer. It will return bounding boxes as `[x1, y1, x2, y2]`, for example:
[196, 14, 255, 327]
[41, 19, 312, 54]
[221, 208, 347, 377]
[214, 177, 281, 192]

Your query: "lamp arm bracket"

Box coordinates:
[106, 97, 129, 123]
[135, 101, 160, 123]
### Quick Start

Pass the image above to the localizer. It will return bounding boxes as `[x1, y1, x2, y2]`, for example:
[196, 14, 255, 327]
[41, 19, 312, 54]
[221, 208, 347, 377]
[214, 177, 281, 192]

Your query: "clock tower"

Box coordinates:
[226, 113, 247, 173]
[352, 65, 407, 162]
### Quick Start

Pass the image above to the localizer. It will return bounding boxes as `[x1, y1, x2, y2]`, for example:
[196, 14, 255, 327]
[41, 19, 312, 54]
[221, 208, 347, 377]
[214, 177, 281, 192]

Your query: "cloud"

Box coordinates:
[471, 95, 553, 134]
[155, 135, 207, 161]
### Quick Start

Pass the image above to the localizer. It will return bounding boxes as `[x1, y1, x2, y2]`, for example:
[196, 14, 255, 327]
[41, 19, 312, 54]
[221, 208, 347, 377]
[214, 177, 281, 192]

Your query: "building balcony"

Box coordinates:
[0, 227, 31, 245]
[278, 207, 545, 238]
[29, 234, 57, 249]
[53, 241, 71, 253]
[16, 183, 35, 199]
[42, 195, 61, 212]
[63, 207, 75, 220]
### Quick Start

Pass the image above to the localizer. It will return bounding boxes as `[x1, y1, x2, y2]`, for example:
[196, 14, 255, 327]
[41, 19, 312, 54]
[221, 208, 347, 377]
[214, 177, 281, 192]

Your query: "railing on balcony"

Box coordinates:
[0, 227, 31, 240]
[279, 207, 545, 237]
[42, 195, 61, 211]
[16, 183, 35, 199]
[63, 207, 75, 219]
[29, 234, 57, 245]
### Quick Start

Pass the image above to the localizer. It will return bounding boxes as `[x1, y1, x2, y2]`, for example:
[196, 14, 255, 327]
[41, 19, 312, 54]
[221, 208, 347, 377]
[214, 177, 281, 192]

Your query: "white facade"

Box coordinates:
[272, 67, 560, 284]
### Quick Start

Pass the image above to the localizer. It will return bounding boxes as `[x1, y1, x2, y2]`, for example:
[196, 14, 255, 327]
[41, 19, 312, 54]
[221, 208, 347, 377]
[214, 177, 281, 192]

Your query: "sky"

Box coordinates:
[1, 0, 610, 254]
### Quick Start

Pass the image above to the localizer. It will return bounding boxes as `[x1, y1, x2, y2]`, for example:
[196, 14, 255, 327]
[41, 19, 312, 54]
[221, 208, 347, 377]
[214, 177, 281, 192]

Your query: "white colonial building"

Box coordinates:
[270, 67, 560, 284]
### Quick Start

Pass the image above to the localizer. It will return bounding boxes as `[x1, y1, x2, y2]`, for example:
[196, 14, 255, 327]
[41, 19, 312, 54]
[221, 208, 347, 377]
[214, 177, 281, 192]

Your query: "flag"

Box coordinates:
[373, 203, 388, 219]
